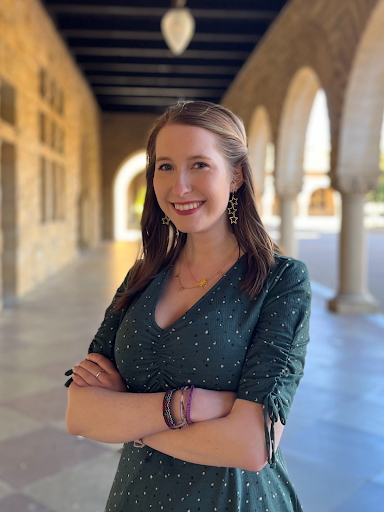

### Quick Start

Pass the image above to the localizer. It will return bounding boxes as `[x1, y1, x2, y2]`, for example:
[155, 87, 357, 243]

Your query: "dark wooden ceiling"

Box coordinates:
[42, 0, 289, 113]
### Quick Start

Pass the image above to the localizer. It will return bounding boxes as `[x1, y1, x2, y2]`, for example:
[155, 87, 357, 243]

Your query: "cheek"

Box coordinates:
[153, 174, 164, 202]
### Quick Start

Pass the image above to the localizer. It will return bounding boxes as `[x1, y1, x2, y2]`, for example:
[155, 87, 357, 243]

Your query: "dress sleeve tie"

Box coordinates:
[263, 391, 287, 469]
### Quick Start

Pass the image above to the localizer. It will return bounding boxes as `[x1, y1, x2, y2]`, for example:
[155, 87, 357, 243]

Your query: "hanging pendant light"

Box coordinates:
[161, 0, 195, 56]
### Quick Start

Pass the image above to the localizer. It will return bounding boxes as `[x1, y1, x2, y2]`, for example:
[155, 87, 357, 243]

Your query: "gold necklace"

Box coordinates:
[175, 245, 239, 292]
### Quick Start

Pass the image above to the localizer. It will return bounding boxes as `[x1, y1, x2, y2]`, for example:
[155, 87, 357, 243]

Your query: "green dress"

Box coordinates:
[88, 254, 311, 512]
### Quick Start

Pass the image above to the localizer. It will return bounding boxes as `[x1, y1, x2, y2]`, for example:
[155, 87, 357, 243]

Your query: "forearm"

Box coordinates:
[66, 384, 236, 444]
[66, 383, 168, 443]
[143, 400, 274, 472]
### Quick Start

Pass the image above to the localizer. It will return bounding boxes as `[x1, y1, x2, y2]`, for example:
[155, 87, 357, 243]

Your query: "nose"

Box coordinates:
[172, 168, 192, 197]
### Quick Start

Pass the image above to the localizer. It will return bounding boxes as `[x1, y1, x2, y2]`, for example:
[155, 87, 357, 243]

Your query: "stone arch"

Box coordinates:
[113, 150, 146, 241]
[337, 0, 384, 188]
[275, 66, 323, 256]
[247, 106, 272, 202]
[275, 66, 323, 193]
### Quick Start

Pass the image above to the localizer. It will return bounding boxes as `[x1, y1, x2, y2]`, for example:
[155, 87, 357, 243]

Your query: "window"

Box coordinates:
[0, 78, 16, 125]
[41, 158, 55, 222]
[39, 69, 47, 99]
[39, 112, 47, 143]
[53, 164, 66, 220]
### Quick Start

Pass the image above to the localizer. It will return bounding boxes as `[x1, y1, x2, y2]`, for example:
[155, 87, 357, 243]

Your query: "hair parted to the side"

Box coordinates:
[114, 100, 280, 312]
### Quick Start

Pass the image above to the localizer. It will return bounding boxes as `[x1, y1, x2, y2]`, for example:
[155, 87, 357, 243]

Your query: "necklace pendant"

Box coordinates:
[196, 278, 208, 288]
[175, 273, 180, 278]
[178, 286, 185, 292]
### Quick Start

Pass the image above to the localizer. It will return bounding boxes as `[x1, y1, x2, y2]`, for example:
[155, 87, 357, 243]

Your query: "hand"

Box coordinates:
[72, 353, 127, 392]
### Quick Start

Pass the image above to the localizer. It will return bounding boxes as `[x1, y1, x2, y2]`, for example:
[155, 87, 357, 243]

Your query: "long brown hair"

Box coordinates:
[114, 101, 279, 312]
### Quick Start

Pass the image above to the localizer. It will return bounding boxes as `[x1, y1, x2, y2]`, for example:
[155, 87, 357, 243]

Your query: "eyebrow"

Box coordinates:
[155, 154, 213, 163]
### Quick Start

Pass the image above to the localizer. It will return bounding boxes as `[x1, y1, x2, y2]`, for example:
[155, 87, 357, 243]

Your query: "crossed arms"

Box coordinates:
[66, 353, 283, 472]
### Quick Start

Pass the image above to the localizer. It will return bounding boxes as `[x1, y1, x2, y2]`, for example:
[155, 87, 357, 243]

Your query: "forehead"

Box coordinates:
[156, 124, 220, 155]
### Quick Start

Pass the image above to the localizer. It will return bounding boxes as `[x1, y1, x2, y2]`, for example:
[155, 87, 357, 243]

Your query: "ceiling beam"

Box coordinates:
[62, 29, 261, 44]
[80, 63, 240, 75]
[93, 86, 225, 97]
[87, 76, 232, 87]
[97, 97, 220, 106]
[72, 47, 248, 60]
[48, 5, 278, 20]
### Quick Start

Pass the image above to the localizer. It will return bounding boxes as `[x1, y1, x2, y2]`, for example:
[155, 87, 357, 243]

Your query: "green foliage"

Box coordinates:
[367, 168, 384, 202]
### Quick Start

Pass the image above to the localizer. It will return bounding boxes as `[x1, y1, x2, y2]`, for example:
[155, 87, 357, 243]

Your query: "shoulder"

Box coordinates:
[265, 254, 311, 296]
[272, 254, 309, 277]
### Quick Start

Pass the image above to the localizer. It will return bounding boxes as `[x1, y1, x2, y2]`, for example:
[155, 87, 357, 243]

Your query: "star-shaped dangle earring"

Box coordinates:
[228, 192, 238, 224]
[162, 215, 170, 225]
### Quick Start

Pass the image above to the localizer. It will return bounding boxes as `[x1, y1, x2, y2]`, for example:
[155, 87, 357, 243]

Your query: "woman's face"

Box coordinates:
[153, 124, 238, 235]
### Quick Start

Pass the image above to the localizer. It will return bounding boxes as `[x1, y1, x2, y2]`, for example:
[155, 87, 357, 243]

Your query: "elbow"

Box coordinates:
[66, 407, 82, 436]
[242, 455, 268, 473]
[66, 384, 85, 437]
[240, 443, 269, 473]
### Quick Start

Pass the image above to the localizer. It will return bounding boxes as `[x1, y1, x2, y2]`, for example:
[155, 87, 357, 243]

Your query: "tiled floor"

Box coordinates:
[0, 240, 383, 512]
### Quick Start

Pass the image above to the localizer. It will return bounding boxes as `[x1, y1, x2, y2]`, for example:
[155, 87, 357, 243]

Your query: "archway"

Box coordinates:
[329, 0, 384, 313]
[299, 89, 339, 222]
[275, 66, 323, 255]
[248, 106, 273, 208]
[113, 150, 146, 241]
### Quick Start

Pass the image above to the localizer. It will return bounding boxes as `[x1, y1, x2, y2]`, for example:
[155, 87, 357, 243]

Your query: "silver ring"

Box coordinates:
[95, 370, 105, 380]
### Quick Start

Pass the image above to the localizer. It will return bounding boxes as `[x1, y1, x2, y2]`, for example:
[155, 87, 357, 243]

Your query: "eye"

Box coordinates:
[158, 163, 173, 171]
[193, 162, 209, 169]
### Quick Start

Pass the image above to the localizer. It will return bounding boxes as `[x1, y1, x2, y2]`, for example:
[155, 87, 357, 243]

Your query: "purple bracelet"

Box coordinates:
[185, 385, 194, 424]
[180, 386, 189, 427]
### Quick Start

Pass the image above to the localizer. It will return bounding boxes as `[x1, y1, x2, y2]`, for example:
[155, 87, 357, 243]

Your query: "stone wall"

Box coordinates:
[0, 0, 101, 308]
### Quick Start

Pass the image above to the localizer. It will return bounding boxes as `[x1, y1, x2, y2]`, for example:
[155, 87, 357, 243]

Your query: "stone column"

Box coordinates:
[276, 183, 301, 258]
[328, 175, 380, 314]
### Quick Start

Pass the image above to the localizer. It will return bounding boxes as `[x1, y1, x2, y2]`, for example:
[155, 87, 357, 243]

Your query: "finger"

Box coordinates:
[73, 365, 103, 386]
[77, 359, 104, 376]
[86, 353, 117, 373]
[71, 372, 90, 387]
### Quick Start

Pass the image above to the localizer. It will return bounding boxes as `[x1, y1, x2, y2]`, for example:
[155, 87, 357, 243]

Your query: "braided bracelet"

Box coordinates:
[163, 389, 186, 429]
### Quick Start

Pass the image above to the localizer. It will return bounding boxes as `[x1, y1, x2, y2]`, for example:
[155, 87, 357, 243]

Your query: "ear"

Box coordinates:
[230, 168, 244, 192]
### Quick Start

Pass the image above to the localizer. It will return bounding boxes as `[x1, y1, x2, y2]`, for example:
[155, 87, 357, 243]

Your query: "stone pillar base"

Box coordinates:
[328, 293, 380, 314]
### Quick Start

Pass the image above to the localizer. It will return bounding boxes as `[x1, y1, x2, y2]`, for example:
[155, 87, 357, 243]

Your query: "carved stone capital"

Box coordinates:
[275, 181, 302, 198]
[335, 173, 381, 195]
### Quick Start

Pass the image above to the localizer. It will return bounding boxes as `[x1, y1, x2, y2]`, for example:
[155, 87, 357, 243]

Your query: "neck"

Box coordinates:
[183, 228, 239, 267]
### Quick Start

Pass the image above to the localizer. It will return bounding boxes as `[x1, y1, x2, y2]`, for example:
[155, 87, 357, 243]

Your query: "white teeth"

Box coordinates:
[174, 202, 203, 211]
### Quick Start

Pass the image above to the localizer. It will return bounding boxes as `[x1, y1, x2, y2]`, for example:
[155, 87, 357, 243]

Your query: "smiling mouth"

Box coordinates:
[172, 201, 204, 211]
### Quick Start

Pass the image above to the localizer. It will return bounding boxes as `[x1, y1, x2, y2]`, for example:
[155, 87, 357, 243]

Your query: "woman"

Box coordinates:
[66, 101, 311, 511]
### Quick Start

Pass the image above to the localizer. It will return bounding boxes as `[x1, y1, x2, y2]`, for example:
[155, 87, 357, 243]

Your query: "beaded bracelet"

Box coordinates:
[163, 389, 186, 429]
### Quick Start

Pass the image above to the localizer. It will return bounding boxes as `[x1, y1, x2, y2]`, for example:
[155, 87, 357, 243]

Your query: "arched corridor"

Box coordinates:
[1, 0, 384, 510]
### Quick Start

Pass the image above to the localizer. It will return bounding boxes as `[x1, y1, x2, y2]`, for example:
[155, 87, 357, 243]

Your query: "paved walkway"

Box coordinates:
[0, 241, 383, 512]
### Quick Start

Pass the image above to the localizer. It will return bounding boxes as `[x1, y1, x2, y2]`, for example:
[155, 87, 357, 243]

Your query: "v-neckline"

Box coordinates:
[152, 253, 247, 332]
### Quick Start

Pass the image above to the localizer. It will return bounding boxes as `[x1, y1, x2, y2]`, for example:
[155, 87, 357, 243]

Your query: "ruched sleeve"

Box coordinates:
[64, 269, 131, 387]
[86, 270, 132, 359]
[236, 258, 311, 468]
